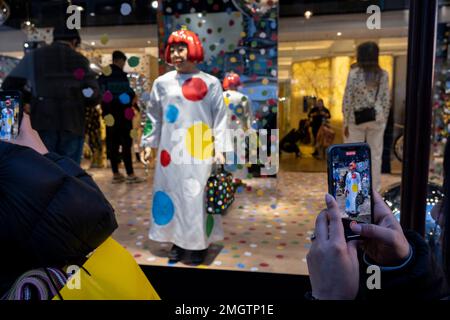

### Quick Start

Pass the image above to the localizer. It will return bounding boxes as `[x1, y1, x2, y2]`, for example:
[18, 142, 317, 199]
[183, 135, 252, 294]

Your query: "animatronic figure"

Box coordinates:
[142, 28, 230, 265]
[222, 72, 252, 180]
[361, 173, 370, 197]
[344, 161, 361, 216]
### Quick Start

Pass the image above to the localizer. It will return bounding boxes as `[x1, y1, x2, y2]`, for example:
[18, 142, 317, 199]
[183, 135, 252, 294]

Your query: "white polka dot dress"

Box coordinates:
[223, 89, 252, 180]
[142, 70, 231, 250]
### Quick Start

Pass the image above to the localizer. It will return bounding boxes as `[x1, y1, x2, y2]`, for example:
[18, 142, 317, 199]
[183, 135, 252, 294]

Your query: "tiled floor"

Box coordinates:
[88, 161, 401, 275]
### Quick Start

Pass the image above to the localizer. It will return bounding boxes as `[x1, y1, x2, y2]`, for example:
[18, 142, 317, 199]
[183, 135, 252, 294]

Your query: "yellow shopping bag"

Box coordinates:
[53, 237, 160, 300]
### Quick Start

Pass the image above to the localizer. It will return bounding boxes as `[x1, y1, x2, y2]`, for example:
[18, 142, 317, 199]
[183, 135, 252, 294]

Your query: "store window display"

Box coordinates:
[141, 28, 231, 265]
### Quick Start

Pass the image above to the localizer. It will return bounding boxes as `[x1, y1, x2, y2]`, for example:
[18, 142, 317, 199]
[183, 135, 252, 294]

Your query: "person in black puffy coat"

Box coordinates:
[0, 113, 117, 295]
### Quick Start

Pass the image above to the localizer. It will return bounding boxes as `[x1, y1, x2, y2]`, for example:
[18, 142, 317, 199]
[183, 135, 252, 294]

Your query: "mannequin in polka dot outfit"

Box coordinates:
[222, 72, 252, 180]
[141, 28, 231, 265]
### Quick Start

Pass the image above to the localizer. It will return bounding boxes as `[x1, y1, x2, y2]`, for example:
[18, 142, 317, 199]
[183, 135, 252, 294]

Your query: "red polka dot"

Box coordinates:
[260, 263, 269, 267]
[160, 150, 171, 167]
[224, 237, 229, 241]
[297, 233, 304, 237]
[124, 107, 135, 120]
[207, 28, 212, 34]
[134, 253, 142, 258]
[265, 232, 272, 235]
[182, 78, 208, 101]
[279, 243, 287, 246]
[276, 255, 284, 259]
[249, 227, 256, 231]
[229, 20, 235, 26]
[239, 240, 246, 244]
[230, 232, 236, 236]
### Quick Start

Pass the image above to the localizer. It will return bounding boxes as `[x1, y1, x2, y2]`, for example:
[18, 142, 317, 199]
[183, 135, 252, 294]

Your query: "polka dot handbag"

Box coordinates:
[205, 165, 235, 215]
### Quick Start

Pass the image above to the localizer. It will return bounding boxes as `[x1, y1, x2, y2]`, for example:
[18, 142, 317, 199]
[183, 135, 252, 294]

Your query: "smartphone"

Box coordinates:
[327, 143, 374, 241]
[0, 91, 23, 141]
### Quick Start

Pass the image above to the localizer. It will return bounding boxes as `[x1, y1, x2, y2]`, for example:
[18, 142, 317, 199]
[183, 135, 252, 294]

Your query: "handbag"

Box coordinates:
[354, 74, 381, 125]
[206, 165, 235, 215]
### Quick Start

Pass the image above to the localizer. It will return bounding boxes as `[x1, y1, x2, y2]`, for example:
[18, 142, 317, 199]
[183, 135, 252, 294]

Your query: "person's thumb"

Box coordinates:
[325, 193, 338, 211]
[350, 222, 393, 243]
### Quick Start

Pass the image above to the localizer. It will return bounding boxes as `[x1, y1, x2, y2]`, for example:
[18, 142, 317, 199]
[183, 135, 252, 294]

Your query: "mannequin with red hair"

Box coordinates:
[222, 72, 252, 180]
[141, 28, 231, 265]
[344, 161, 362, 216]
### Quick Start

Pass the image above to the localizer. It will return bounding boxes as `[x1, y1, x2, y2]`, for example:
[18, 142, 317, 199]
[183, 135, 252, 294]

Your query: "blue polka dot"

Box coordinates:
[222, 249, 230, 254]
[119, 93, 130, 104]
[152, 191, 175, 225]
[226, 7, 233, 15]
[165, 104, 179, 123]
[237, 263, 245, 269]
[271, 21, 277, 29]
[237, 186, 244, 193]
[220, 38, 226, 44]
[228, 103, 235, 111]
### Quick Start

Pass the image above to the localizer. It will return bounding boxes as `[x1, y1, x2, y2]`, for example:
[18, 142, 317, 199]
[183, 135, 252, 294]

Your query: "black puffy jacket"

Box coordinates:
[0, 141, 117, 294]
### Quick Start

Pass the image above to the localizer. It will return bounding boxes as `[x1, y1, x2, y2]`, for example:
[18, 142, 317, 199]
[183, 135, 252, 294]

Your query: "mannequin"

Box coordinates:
[344, 161, 361, 216]
[222, 72, 252, 180]
[141, 28, 230, 265]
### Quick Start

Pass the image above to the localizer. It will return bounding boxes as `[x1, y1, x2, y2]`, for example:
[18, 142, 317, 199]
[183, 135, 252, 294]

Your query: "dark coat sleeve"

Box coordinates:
[0, 142, 117, 294]
[357, 230, 450, 300]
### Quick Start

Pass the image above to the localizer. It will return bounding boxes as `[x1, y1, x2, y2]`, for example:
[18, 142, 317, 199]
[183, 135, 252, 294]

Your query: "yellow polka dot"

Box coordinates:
[102, 65, 112, 76]
[262, 78, 269, 85]
[100, 34, 109, 45]
[224, 96, 230, 107]
[234, 12, 241, 18]
[249, 54, 256, 61]
[230, 57, 237, 63]
[240, 32, 246, 37]
[257, 190, 264, 196]
[130, 129, 138, 139]
[104, 114, 115, 127]
[185, 123, 213, 160]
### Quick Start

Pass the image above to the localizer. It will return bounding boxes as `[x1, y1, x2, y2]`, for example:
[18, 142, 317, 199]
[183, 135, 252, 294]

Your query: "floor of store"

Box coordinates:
[88, 161, 402, 276]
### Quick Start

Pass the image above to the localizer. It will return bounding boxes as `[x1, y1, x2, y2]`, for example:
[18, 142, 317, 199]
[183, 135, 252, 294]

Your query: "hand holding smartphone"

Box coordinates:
[327, 143, 374, 241]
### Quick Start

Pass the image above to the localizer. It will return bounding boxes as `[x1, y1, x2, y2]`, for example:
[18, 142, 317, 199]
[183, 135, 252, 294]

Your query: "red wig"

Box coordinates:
[165, 29, 204, 64]
[222, 72, 241, 90]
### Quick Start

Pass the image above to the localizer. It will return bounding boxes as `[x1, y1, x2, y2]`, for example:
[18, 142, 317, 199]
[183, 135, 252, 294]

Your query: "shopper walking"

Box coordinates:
[2, 24, 100, 164]
[308, 98, 330, 155]
[342, 42, 390, 191]
[98, 51, 144, 184]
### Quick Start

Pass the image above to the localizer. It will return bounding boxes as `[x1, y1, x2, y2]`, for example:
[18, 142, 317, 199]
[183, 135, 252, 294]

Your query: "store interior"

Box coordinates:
[0, 0, 446, 278]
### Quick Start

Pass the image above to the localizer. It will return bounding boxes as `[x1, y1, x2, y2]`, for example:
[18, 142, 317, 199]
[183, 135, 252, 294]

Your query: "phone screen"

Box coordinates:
[328, 143, 373, 237]
[0, 92, 21, 141]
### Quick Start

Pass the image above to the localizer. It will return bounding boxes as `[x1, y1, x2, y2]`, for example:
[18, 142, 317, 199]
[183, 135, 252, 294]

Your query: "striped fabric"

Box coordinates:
[2, 268, 69, 300]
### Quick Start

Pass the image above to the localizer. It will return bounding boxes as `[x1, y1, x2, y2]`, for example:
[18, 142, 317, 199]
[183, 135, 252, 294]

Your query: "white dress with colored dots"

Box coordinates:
[142, 70, 231, 250]
[223, 89, 252, 180]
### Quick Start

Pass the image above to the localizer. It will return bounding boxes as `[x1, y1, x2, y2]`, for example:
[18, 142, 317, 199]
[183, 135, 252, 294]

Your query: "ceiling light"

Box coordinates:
[90, 12, 95, 17]
[198, 13, 203, 18]
[91, 41, 95, 46]
[304, 11, 313, 19]
[337, 32, 342, 36]
[25, 20, 31, 26]
[151, 1, 158, 9]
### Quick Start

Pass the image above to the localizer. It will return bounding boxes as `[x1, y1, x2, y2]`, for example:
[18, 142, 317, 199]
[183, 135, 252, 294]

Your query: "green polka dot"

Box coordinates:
[254, 64, 261, 70]
[291, 241, 300, 245]
[206, 215, 214, 237]
[251, 41, 258, 48]
[128, 56, 140, 68]
[217, 27, 222, 33]
[262, 240, 269, 244]
[228, 44, 235, 51]
[207, 0, 214, 4]
[233, 254, 240, 258]
[210, 44, 216, 51]
[232, 246, 238, 250]
[217, 58, 223, 64]
[237, 164, 244, 170]
[185, 18, 191, 24]
[272, 107, 278, 113]
[262, 90, 268, 96]
[260, 21, 266, 28]
[241, 96, 247, 102]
